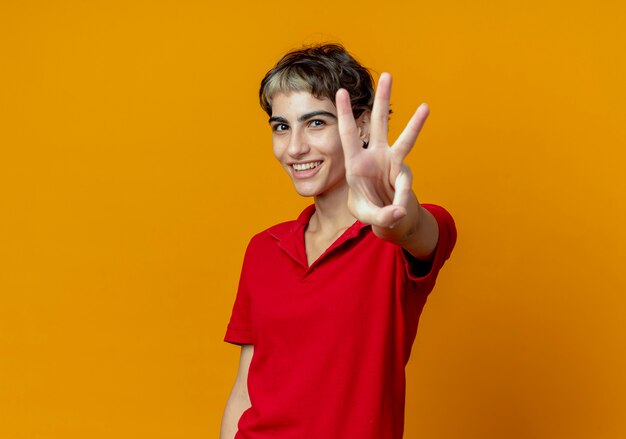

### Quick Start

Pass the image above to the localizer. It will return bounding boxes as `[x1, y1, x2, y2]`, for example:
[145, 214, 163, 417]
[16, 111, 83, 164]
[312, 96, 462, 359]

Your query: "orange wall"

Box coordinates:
[1, 1, 625, 438]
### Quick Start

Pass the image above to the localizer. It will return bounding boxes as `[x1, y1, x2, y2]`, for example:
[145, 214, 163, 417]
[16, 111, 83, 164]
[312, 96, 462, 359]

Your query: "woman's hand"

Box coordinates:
[336, 72, 429, 230]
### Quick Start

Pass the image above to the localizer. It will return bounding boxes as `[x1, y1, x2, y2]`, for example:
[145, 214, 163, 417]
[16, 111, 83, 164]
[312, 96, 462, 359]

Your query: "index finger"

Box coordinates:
[393, 103, 430, 160]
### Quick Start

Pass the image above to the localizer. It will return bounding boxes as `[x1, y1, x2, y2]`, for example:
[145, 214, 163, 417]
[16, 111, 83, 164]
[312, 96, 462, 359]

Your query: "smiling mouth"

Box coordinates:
[292, 161, 322, 171]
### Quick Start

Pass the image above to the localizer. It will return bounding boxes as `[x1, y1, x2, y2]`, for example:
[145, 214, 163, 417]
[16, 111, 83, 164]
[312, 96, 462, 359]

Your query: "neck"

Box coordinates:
[308, 183, 356, 233]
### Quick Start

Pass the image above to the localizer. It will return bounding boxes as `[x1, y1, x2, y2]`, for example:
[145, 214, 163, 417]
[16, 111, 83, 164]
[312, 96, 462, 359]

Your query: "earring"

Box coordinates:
[362, 141, 369, 149]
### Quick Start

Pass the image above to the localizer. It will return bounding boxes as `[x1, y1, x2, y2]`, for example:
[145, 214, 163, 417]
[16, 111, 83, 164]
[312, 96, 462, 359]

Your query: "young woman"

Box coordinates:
[221, 43, 456, 439]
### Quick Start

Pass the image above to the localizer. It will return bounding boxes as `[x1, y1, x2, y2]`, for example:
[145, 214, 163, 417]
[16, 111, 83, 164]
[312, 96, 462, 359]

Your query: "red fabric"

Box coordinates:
[225, 204, 456, 438]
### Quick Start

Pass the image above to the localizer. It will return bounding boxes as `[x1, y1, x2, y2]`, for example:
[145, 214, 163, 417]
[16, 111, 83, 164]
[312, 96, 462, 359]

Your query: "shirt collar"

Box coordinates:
[268, 204, 370, 269]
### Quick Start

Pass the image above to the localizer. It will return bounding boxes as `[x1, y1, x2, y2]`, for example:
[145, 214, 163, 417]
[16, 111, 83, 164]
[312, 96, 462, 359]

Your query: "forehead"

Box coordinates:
[270, 91, 336, 117]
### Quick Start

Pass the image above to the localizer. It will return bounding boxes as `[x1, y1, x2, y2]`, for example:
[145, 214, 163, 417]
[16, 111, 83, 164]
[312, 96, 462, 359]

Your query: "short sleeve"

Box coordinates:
[224, 238, 256, 345]
[402, 203, 457, 289]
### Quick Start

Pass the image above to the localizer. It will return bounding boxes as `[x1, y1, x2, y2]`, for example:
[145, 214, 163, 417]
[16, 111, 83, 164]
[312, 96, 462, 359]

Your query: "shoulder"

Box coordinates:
[238, 218, 301, 279]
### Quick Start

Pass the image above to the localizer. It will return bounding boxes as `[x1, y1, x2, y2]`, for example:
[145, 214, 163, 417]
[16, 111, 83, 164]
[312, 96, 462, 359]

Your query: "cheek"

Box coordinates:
[322, 135, 345, 161]
[272, 138, 284, 161]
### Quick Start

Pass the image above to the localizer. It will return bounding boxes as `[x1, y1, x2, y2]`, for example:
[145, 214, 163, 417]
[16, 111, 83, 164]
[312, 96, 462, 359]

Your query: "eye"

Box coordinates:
[309, 119, 325, 128]
[272, 123, 289, 133]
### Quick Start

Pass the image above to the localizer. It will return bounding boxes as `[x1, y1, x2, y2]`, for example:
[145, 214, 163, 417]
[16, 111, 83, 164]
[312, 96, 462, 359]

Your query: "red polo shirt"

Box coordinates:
[225, 204, 456, 438]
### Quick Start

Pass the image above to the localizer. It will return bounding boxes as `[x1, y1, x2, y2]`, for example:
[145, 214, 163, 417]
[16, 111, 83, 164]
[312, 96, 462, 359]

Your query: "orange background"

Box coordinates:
[1, 1, 625, 438]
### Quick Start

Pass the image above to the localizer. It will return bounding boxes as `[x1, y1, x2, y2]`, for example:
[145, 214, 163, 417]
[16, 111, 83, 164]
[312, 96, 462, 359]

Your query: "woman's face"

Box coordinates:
[269, 91, 349, 198]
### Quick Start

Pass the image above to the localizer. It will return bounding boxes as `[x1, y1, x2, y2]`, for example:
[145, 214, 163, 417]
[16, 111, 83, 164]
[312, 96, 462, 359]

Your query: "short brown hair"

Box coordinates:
[259, 43, 375, 118]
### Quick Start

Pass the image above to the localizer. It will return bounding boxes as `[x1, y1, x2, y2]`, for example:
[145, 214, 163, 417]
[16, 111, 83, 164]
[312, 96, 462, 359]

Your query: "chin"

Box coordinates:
[290, 176, 346, 199]
[292, 185, 320, 198]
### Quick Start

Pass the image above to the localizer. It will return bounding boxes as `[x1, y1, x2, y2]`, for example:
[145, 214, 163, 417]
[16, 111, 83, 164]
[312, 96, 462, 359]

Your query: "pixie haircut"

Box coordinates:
[259, 43, 375, 118]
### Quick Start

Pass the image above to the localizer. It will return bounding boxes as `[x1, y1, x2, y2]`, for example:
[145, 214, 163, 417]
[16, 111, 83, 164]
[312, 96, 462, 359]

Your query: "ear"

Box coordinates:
[355, 110, 371, 143]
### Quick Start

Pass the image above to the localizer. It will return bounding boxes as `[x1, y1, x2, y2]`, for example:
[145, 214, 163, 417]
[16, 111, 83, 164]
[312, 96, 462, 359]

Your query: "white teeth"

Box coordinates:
[292, 161, 322, 171]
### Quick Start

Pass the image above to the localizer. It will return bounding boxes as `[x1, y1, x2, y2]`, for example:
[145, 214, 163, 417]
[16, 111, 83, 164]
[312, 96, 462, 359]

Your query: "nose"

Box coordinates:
[287, 128, 310, 158]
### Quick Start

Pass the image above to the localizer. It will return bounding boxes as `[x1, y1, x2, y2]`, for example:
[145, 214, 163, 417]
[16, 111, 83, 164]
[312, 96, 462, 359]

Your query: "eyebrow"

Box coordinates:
[268, 110, 337, 125]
